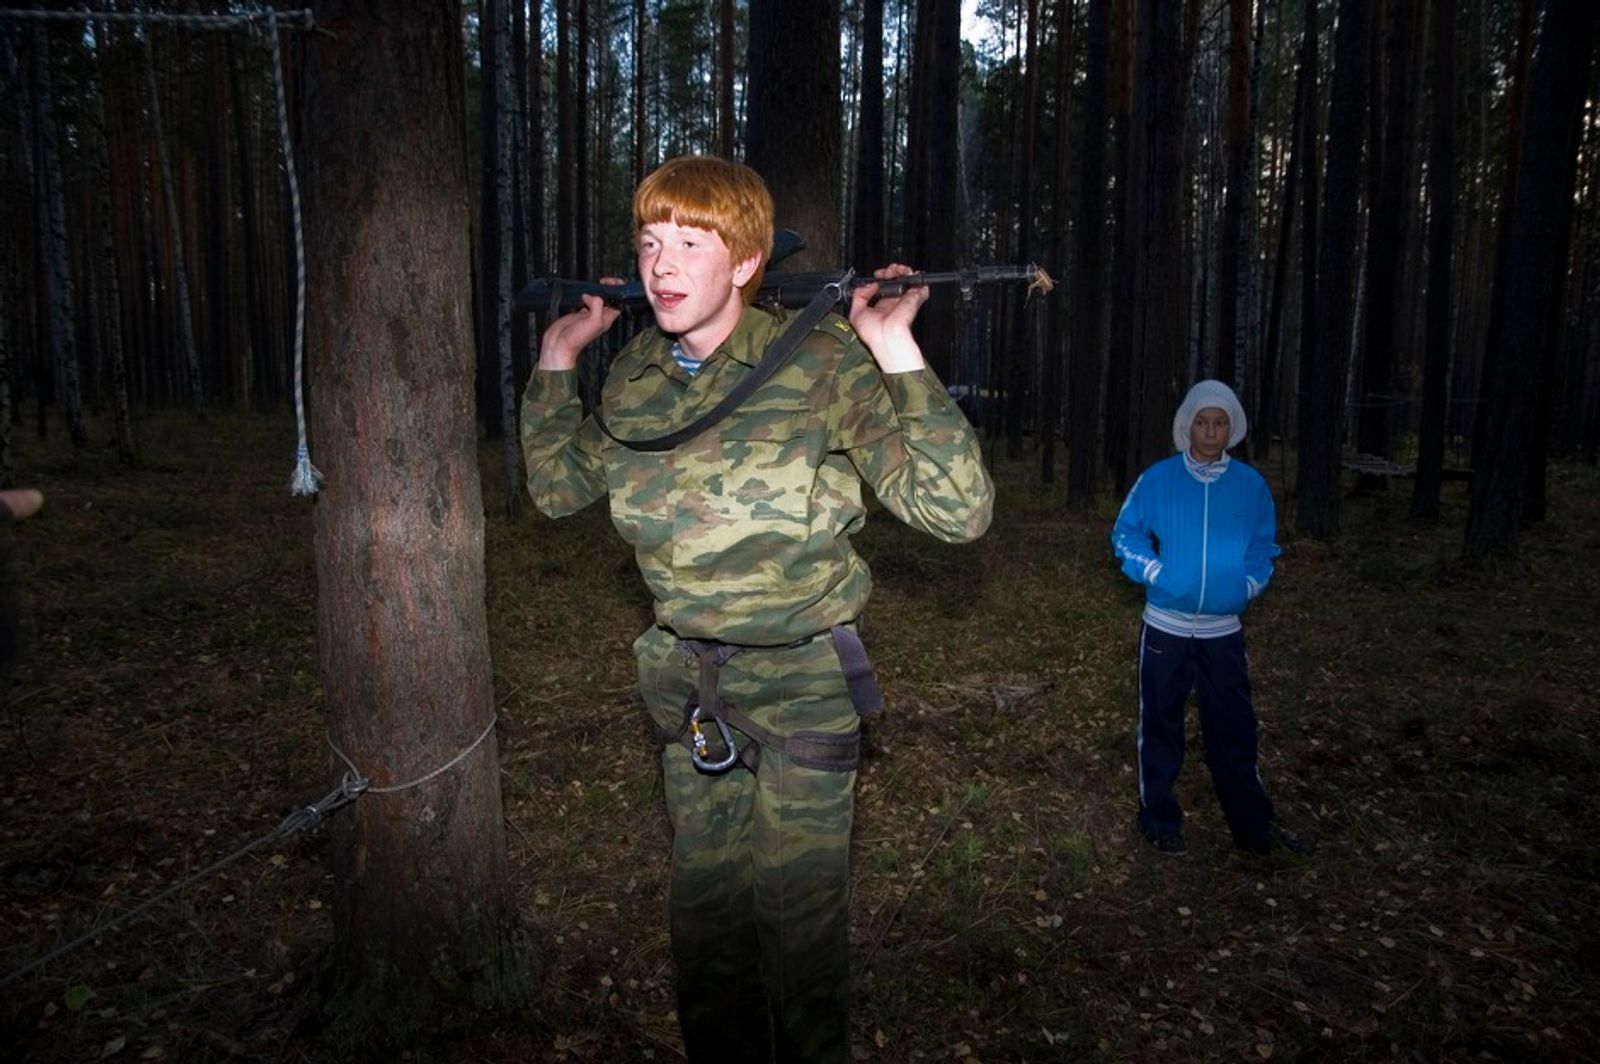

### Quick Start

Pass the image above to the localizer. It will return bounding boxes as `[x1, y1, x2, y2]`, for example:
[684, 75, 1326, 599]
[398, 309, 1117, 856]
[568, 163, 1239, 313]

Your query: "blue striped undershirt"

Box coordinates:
[671, 343, 704, 376]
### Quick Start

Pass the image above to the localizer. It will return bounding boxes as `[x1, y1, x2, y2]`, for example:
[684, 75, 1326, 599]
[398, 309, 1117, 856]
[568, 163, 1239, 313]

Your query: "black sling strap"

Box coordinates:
[593, 270, 854, 453]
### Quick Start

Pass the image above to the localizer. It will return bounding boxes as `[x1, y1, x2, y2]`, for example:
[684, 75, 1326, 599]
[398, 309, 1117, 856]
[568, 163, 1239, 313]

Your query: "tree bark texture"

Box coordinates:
[1412, 0, 1457, 519]
[302, 0, 528, 1036]
[852, 0, 887, 272]
[30, 25, 88, 446]
[1296, 0, 1369, 539]
[1355, 0, 1419, 488]
[1124, 0, 1188, 480]
[747, 0, 842, 271]
[1466, 0, 1598, 554]
[1215, 0, 1250, 387]
[1104, 0, 1135, 493]
[1068, 0, 1110, 508]
[141, 31, 202, 412]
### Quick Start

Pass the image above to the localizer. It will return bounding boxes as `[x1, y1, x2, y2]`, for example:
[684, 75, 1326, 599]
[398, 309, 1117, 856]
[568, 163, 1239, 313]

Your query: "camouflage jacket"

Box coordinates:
[521, 304, 993, 644]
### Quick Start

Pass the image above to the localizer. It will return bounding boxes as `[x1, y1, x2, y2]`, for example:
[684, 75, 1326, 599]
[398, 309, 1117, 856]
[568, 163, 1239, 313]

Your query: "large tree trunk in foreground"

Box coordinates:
[303, 1, 529, 1038]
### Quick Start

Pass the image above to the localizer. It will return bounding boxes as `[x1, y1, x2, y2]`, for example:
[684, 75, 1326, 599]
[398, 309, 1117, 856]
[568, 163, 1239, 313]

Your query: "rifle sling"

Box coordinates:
[593, 271, 852, 453]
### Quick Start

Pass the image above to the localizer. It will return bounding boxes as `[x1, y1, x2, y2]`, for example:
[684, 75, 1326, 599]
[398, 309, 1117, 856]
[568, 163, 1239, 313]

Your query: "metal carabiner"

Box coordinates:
[688, 704, 740, 773]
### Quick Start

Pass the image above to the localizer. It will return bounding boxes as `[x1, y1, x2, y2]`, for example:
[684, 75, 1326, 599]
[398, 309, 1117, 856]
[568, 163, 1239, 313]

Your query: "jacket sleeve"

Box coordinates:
[1111, 473, 1164, 587]
[1243, 476, 1280, 600]
[834, 350, 994, 544]
[519, 369, 607, 517]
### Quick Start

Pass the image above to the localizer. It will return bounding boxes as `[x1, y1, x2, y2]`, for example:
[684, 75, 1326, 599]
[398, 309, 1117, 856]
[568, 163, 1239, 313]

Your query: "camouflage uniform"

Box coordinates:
[522, 303, 992, 1062]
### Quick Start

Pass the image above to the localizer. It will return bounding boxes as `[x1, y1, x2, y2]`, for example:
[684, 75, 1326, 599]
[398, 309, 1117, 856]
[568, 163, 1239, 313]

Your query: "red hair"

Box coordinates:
[634, 156, 775, 303]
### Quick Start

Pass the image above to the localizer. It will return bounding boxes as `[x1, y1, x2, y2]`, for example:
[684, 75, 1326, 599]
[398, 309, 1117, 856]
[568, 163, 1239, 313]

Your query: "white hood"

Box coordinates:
[1172, 379, 1248, 452]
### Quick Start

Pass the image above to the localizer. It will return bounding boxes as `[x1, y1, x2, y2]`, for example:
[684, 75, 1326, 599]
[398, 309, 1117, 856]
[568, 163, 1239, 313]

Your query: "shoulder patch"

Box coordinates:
[819, 314, 857, 342]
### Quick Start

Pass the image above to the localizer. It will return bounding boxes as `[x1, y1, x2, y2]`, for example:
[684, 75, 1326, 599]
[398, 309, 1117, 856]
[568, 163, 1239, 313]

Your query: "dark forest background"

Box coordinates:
[4, 1, 1600, 1061]
[5, 0, 1598, 551]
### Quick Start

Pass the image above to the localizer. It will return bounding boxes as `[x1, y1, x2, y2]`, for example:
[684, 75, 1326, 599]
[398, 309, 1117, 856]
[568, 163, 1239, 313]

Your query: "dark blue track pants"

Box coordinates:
[1136, 624, 1274, 843]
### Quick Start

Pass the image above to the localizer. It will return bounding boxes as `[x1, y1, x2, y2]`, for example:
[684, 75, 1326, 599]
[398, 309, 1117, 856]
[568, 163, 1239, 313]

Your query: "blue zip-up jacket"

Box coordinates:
[1112, 453, 1280, 636]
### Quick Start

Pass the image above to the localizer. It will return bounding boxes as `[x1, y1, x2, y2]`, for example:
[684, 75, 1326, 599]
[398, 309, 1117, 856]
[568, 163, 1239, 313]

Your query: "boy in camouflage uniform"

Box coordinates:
[521, 155, 992, 1063]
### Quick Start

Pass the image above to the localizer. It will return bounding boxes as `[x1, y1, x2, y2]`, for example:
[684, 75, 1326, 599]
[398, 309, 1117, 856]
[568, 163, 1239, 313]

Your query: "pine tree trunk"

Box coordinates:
[556, 0, 574, 274]
[90, 20, 134, 462]
[302, 1, 531, 1040]
[1412, 0, 1457, 519]
[142, 32, 202, 412]
[851, 0, 886, 272]
[1467, 0, 1598, 551]
[1215, 0, 1249, 387]
[1068, 0, 1110, 508]
[1104, 0, 1135, 493]
[1125, 0, 1188, 478]
[1255, 0, 1310, 465]
[495, 0, 521, 518]
[1354, 0, 1419, 491]
[747, 0, 843, 270]
[30, 25, 88, 447]
[718, 0, 735, 158]
[1296, 0, 1370, 539]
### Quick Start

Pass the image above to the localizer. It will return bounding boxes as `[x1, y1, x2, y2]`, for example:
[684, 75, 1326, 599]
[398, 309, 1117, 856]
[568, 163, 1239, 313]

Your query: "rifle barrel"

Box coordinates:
[515, 264, 1053, 314]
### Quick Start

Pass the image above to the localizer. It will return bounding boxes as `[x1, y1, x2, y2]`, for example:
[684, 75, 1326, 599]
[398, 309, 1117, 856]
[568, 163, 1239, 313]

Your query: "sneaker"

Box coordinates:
[1147, 832, 1187, 856]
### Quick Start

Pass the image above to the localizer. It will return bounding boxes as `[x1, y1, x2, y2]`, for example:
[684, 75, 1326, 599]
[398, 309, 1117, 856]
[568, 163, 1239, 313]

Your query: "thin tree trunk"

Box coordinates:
[1125, 0, 1188, 478]
[1256, 0, 1307, 465]
[30, 25, 88, 446]
[1466, 0, 1598, 554]
[496, 0, 521, 517]
[530, 0, 547, 277]
[556, 0, 574, 274]
[1296, 0, 1370, 539]
[576, 0, 591, 279]
[142, 31, 201, 412]
[228, 36, 269, 413]
[1068, 0, 1110, 508]
[1215, 0, 1249, 387]
[92, 19, 134, 462]
[1104, 0, 1135, 493]
[851, 0, 886, 271]
[718, 0, 735, 157]
[303, 1, 530, 1039]
[1412, 0, 1456, 518]
[1355, 0, 1419, 491]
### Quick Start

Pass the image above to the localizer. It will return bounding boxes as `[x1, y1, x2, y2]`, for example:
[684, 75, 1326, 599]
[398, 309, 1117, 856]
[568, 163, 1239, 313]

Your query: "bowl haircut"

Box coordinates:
[633, 155, 776, 304]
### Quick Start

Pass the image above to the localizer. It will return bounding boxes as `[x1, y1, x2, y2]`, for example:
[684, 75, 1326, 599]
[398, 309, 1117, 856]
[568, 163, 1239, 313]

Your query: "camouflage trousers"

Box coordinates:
[634, 623, 861, 1064]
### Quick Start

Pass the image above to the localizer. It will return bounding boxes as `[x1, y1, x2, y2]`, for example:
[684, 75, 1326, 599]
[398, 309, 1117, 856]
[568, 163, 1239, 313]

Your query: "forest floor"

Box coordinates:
[2, 410, 1598, 1063]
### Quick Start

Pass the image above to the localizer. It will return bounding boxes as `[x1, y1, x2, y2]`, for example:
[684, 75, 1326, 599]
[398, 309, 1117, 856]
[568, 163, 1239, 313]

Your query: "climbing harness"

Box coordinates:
[661, 625, 882, 775]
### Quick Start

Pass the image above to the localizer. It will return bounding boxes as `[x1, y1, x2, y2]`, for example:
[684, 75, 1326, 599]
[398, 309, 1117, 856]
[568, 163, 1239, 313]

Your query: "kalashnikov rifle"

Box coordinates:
[514, 228, 1054, 314]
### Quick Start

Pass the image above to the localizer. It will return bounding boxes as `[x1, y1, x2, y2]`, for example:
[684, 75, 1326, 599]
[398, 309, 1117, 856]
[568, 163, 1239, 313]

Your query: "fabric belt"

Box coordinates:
[657, 624, 881, 774]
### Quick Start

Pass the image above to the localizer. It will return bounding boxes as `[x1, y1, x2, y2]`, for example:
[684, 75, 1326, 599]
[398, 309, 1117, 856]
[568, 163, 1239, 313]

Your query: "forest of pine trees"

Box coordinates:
[4, 0, 1599, 554]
